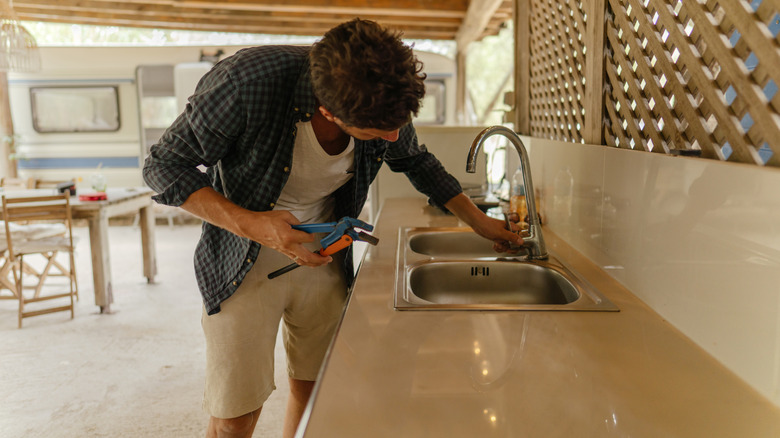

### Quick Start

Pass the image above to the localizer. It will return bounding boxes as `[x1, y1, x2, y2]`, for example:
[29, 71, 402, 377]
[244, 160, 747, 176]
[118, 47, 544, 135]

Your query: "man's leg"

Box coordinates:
[283, 378, 316, 438]
[202, 247, 292, 437]
[206, 407, 262, 438]
[281, 246, 347, 437]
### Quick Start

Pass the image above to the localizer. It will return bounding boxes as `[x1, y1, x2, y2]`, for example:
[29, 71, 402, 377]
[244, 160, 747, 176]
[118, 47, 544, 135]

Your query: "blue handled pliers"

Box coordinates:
[267, 216, 379, 279]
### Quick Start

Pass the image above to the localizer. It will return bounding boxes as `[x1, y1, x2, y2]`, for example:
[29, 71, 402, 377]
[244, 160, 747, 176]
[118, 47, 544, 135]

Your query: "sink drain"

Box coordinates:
[470, 266, 490, 276]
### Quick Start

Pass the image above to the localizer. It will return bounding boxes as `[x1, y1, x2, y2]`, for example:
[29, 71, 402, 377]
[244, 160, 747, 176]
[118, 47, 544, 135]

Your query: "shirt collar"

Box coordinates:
[292, 54, 318, 122]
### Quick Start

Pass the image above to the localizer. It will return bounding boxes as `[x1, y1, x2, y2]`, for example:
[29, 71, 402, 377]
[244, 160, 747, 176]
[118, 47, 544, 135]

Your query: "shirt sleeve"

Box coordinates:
[383, 124, 462, 208]
[142, 64, 246, 206]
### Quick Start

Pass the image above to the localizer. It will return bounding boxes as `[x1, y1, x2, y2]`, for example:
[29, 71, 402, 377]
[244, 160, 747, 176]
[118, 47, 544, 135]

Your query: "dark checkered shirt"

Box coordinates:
[143, 45, 462, 314]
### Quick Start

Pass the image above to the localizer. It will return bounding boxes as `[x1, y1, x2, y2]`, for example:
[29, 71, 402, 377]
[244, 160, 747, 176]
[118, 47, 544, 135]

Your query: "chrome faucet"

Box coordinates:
[466, 126, 548, 260]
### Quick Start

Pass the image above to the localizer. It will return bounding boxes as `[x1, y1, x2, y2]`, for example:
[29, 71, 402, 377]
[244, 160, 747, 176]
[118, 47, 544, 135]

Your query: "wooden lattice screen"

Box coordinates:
[518, 0, 597, 143]
[516, 0, 780, 167]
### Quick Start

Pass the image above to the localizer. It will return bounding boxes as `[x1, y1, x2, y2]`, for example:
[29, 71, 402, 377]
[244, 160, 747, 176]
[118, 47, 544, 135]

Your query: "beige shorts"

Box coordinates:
[201, 242, 347, 419]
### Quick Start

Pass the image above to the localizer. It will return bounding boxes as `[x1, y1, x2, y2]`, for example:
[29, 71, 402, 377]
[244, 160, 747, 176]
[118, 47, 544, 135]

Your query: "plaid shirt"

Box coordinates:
[143, 45, 462, 315]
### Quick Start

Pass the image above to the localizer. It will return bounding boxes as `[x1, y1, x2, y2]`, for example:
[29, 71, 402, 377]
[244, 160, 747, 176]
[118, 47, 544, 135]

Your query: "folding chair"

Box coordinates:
[0, 222, 66, 298]
[0, 220, 75, 298]
[2, 194, 78, 328]
[0, 239, 13, 296]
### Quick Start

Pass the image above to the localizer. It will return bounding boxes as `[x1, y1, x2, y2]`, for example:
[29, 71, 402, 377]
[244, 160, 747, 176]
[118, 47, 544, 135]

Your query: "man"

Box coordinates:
[144, 18, 521, 438]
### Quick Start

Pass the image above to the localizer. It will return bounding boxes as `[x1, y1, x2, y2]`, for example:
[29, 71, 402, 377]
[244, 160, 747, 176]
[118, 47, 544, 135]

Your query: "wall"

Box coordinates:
[528, 137, 780, 406]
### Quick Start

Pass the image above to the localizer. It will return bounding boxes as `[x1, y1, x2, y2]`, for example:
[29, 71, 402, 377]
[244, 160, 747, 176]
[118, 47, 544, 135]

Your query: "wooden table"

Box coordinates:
[69, 187, 157, 313]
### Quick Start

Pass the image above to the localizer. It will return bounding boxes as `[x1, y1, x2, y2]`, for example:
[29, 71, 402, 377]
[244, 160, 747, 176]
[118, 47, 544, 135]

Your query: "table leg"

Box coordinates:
[139, 204, 157, 283]
[88, 211, 113, 313]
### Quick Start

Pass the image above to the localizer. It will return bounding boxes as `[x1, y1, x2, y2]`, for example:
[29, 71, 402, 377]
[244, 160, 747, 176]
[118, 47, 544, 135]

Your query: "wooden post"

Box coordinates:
[583, 0, 607, 145]
[455, 49, 468, 124]
[0, 71, 18, 178]
[514, 0, 531, 134]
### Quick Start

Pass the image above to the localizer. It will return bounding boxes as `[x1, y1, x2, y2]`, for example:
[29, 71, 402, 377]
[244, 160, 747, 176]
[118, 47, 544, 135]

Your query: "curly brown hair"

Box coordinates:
[310, 18, 427, 131]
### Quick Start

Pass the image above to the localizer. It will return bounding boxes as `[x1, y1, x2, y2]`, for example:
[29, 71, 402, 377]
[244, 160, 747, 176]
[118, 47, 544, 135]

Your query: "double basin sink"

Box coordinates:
[394, 227, 619, 311]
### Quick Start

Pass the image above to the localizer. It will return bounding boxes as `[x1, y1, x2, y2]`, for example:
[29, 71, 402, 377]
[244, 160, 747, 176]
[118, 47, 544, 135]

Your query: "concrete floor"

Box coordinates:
[0, 223, 289, 437]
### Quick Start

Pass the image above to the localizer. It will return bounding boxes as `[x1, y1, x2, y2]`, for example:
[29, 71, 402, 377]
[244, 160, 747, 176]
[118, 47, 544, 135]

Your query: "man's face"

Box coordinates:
[332, 117, 401, 142]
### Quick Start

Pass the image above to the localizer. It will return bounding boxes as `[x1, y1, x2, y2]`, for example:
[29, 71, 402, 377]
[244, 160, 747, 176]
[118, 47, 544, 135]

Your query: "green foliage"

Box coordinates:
[466, 23, 515, 124]
[2, 134, 21, 161]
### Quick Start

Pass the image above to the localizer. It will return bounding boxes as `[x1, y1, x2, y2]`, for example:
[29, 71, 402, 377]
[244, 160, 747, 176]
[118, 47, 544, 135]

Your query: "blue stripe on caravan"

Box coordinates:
[17, 157, 140, 169]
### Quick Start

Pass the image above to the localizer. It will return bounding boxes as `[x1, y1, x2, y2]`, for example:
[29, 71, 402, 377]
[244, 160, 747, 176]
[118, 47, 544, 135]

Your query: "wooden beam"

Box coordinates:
[17, 6, 462, 32]
[176, 0, 468, 14]
[15, 0, 468, 19]
[14, 0, 513, 41]
[15, 0, 469, 18]
[455, 0, 505, 49]
[17, 15, 459, 40]
[14, 0, 468, 39]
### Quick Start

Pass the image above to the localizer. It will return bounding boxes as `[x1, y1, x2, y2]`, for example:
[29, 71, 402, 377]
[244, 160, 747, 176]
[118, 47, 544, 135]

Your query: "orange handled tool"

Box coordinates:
[267, 217, 377, 280]
[319, 234, 353, 256]
[267, 235, 354, 279]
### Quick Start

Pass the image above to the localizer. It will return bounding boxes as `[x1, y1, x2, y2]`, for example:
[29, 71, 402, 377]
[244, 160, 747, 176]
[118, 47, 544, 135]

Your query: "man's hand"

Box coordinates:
[235, 209, 332, 267]
[471, 214, 524, 254]
[180, 187, 332, 267]
[444, 193, 523, 253]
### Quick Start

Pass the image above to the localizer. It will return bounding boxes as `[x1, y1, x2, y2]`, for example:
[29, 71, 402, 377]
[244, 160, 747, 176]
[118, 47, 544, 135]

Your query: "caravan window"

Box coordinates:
[30, 86, 120, 133]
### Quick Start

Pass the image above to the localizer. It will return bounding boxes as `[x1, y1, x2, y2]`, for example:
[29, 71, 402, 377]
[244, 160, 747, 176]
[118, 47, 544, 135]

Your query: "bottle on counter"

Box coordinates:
[509, 167, 528, 223]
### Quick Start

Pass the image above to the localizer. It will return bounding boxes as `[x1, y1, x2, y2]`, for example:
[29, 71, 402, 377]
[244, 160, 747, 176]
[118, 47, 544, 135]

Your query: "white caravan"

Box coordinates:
[6, 45, 456, 190]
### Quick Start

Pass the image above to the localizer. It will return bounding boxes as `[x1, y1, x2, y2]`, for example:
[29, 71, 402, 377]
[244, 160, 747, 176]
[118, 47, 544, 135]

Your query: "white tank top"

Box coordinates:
[274, 121, 355, 224]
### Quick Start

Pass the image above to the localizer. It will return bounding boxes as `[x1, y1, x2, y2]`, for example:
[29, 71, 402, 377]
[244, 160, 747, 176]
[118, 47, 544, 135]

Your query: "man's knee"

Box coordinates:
[289, 378, 316, 401]
[209, 410, 256, 436]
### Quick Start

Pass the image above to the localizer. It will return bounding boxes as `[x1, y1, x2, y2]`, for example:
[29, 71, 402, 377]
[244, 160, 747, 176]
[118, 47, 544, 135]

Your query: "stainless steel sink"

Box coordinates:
[409, 261, 579, 305]
[395, 227, 619, 311]
[408, 230, 498, 258]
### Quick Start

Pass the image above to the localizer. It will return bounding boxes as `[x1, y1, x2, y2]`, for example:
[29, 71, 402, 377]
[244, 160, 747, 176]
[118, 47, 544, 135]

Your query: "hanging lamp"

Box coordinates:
[0, 0, 41, 72]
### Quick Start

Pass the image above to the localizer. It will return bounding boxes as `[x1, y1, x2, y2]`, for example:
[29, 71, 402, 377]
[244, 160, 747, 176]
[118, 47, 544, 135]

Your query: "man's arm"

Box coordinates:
[180, 187, 331, 266]
[444, 193, 523, 253]
[381, 126, 522, 252]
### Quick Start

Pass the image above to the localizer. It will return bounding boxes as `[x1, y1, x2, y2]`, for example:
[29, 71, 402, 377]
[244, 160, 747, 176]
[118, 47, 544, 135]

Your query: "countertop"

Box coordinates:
[297, 198, 780, 437]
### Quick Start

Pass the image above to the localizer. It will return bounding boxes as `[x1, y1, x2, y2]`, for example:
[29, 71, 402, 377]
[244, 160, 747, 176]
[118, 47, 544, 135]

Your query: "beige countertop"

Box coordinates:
[297, 198, 780, 437]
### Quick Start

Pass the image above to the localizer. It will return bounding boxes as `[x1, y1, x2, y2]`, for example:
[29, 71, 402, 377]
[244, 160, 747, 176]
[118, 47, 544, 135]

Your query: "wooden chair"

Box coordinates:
[1, 194, 78, 328]
[0, 182, 74, 298]
[0, 220, 69, 298]
[33, 178, 77, 194]
[0, 177, 34, 190]
[33, 178, 66, 189]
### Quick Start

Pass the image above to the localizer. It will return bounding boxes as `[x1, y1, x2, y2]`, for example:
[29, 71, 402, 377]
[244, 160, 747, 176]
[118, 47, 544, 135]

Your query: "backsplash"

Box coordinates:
[528, 137, 780, 406]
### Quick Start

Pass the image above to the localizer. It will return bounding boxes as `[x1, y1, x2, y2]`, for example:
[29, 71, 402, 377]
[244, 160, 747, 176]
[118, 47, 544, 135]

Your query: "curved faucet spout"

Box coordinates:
[466, 126, 548, 260]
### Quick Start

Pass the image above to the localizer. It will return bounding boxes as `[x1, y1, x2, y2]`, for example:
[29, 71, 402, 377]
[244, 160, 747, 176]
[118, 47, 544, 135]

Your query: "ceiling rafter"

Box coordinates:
[12, 0, 513, 41]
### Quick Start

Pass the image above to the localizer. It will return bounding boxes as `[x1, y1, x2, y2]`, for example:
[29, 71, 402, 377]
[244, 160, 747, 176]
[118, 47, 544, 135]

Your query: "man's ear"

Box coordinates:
[318, 106, 337, 122]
